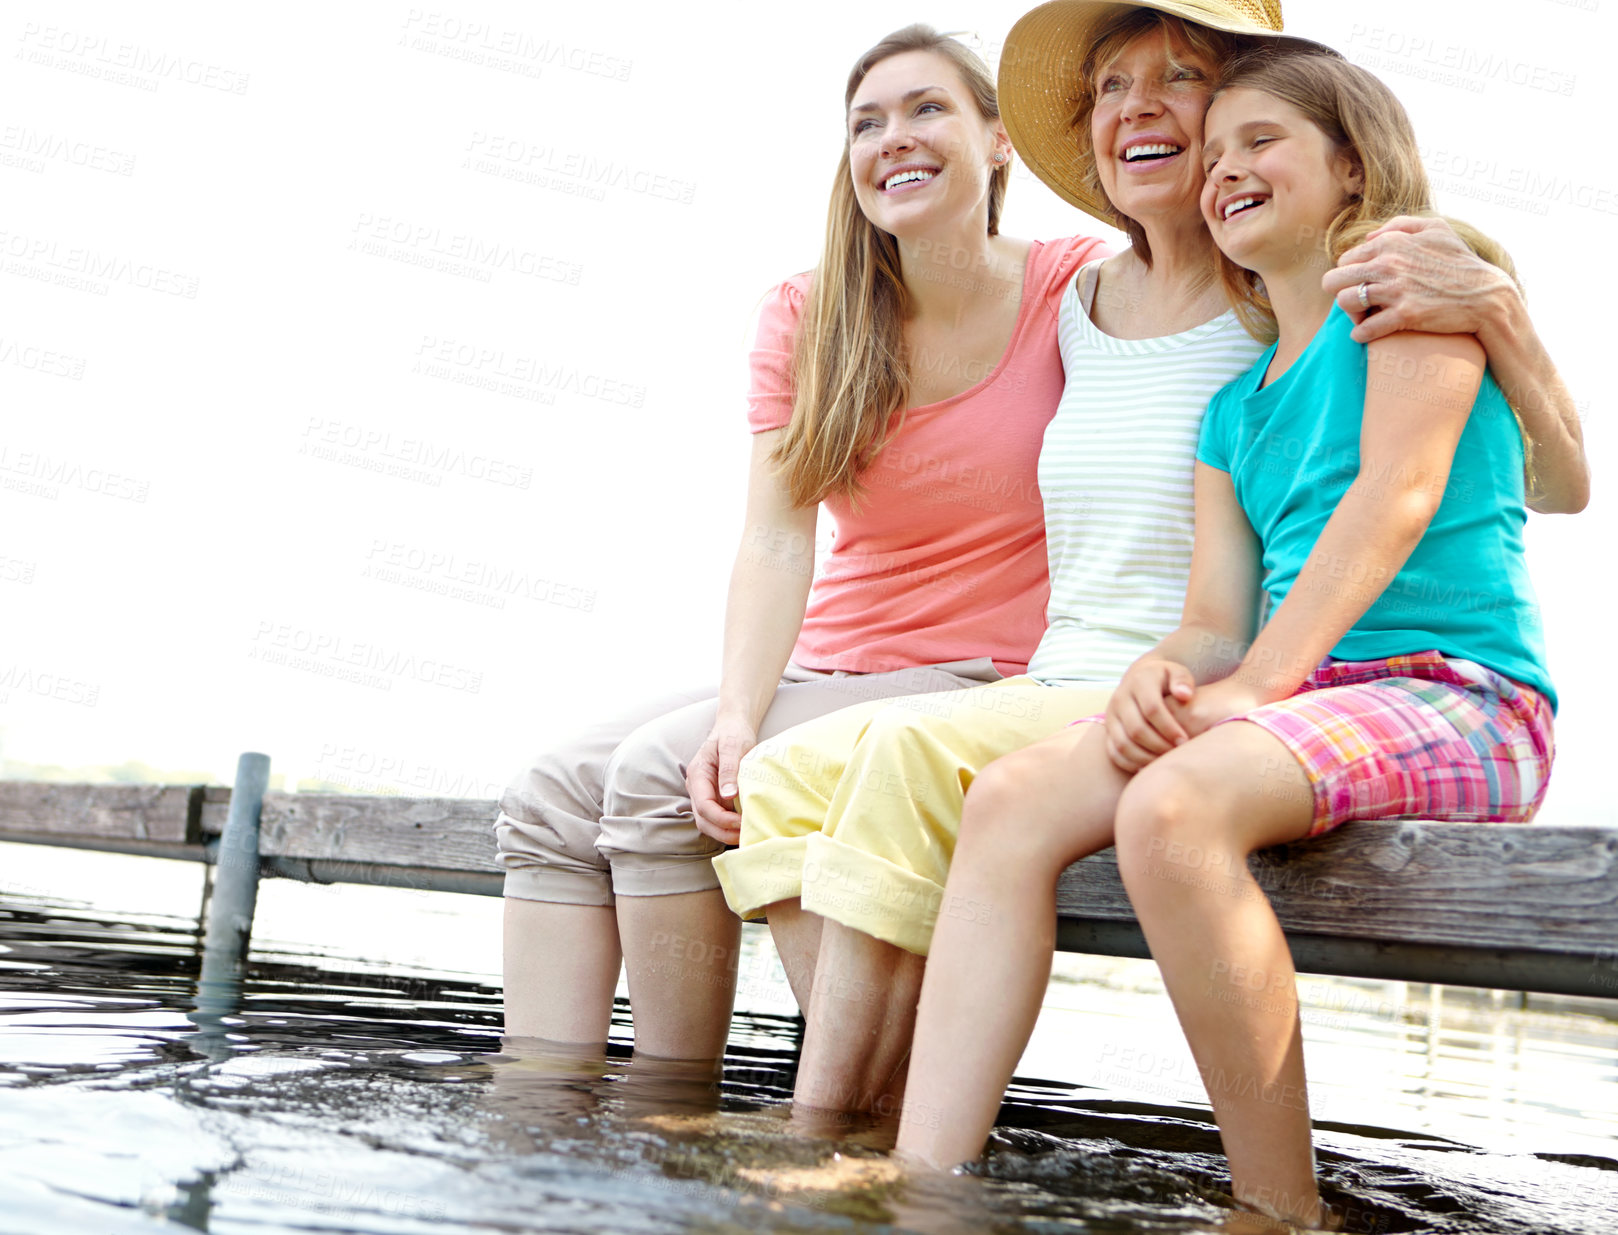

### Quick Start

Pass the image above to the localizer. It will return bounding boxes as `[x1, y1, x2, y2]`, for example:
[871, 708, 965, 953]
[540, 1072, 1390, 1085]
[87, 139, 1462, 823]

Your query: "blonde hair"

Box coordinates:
[1207, 47, 1518, 343]
[775, 25, 1009, 507]
[1068, 9, 1258, 268]
[1206, 47, 1532, 481]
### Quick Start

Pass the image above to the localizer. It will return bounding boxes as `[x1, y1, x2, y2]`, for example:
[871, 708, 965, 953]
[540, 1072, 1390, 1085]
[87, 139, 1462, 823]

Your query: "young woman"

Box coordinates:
[898, 43, 1564, 1230]
[715, 0, 1586, 1125]
[495, 25, 1109, 1061]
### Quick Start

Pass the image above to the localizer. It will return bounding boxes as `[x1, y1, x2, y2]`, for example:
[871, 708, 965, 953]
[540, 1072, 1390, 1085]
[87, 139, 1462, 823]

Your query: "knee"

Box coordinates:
[955, 750, 1046, 863]
[1114, 763, 1248, 893]
[735, 739, 804, 806]
[830, 705, 940, 806]
[600, 725, 688, 819]
[499, 744, 584, 821]
[855, 703, 933, 759]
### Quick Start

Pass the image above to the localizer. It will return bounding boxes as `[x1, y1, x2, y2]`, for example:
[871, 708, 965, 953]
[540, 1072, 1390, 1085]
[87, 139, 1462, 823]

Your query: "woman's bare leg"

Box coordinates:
[897, 723, 1129, 1166]
[793, 920, 925, 1115]
[618, 888, 741, 1062]
[1114, 722, 1319, 1227]
[763, 898, 824, 1014]
[502, 899, 621, 1044]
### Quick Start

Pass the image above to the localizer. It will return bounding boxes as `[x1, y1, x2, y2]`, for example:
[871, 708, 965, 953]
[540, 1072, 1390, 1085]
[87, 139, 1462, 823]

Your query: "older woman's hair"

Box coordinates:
[777, 24, 1008, 507]
[1068, 9, 1256, 268]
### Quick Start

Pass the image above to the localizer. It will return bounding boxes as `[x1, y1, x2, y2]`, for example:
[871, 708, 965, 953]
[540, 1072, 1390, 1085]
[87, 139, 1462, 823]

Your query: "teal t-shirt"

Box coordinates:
[1196, 304, 1554, 709]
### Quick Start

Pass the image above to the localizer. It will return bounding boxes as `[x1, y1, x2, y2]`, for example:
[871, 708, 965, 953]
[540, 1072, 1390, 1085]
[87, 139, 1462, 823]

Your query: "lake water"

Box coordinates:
[2, 839, 1616, 1234]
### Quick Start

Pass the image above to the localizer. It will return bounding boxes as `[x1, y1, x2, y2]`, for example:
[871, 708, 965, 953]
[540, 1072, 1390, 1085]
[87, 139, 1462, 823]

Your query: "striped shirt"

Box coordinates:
[1027, 261, 1266, 686]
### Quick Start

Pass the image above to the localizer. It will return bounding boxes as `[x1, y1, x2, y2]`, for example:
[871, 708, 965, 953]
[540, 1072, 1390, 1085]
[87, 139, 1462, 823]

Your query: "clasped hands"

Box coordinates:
[1103, 659, 1270, 774]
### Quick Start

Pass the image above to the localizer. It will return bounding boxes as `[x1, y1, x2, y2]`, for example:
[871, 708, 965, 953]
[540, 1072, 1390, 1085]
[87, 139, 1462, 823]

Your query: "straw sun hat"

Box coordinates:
[997, 0, 1286, 223]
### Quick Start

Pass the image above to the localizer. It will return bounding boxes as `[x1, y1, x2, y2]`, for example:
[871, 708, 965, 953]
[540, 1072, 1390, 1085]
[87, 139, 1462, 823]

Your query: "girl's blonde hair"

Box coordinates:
[775, 24, 1008, 507]
[1068, 9, 1259, 268]
[1207, 47, 1518, 343]
[1208, 47, 1533, 483]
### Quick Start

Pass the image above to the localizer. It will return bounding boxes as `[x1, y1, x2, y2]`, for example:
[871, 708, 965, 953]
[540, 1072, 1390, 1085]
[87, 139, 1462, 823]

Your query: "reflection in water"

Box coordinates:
[1, 844, 1616, 1234]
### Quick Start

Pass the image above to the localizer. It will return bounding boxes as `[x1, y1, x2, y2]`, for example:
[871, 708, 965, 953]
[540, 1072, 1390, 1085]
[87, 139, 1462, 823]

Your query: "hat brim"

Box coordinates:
[998, 1, 1298, 224]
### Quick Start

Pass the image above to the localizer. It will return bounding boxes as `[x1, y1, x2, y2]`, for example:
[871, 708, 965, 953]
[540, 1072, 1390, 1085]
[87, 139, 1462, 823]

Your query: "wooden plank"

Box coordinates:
[0, 782, 199, 843]
[1054, 820, 1618, 953]
[259, 855, 503, 898]
[244, 792, 501, 873]
[198, 786, 231, 838]
[1052, 918, 1618, 999]
[11, 781, 1614, 994]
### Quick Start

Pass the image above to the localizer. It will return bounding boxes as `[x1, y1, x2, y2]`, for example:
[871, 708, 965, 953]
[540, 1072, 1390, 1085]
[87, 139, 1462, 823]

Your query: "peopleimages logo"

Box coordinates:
[411, 335, 647, 408]
[16, 23, 250, 94]
[0, 125, 136, 176]
[399, 10, 632, 81]
[362, 539, 597, 612]
[1345, 25, 1577, 96]
[0, 664, 100, 707]
[0, 446, 149, 502]
[1422, 146, 1618, 217]
[248, 621, 484, 695]
[0, 337, 87, 379]
[463, 133, 694, 204]
[0, 230, 200, 298]
[349, 213, 583, 286]
[298, 417, 533, 490]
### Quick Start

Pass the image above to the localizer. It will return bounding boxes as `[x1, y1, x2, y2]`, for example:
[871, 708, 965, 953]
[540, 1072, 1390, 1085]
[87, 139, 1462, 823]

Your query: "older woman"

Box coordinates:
[715, 0, 1586, 1132]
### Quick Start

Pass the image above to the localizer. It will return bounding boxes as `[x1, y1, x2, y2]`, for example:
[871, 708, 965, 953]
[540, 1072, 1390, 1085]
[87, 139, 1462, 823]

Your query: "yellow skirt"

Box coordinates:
[711, 677, 1114, 955]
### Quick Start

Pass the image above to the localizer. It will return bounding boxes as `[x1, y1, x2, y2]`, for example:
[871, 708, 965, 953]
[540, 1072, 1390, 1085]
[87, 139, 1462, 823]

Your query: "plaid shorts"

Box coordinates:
[1226, 651, 1554, 836]
[1074, 650, 1554, 836]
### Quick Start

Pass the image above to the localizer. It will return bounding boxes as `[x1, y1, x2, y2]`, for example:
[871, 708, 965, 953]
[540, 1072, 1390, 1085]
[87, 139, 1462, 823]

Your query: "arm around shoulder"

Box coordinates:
[1473, 286, 1589, 513]
[1325, 217, 1589, 512]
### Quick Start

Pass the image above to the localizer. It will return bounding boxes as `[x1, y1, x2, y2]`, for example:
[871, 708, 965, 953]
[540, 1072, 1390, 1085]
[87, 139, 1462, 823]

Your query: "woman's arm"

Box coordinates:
[1324, 216, 1589, 513]
[1103, 463, 1264, 772]
[1187, 331, 1481, 730]
[687, 428, 817, 843]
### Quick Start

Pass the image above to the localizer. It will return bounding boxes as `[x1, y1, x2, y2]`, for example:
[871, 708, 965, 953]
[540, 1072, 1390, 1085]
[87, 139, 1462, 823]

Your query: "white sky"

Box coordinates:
[2, 1, 1611, 825]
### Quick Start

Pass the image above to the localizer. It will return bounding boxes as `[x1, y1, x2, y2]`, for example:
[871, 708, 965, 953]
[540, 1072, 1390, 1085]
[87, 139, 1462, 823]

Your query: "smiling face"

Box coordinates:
[1088, 27, 1218, 227]
[1200, 86, 1363, 277]
[847, 49, 1009, 240]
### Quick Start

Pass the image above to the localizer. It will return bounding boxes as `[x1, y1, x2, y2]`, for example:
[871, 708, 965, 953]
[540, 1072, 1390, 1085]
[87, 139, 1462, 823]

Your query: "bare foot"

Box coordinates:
[735, 1152, 903, 1194]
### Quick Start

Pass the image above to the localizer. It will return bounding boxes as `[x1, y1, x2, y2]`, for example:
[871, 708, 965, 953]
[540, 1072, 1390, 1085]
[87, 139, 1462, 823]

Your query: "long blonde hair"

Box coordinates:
[1207, 47, 1518, 343]
[775, 25, 1008, 507]
[1207, 47, 1532, 480]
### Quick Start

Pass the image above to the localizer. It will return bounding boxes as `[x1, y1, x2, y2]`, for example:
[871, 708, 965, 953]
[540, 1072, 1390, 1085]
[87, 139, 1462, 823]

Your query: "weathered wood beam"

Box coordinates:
[1054, 821, 1618, 952]
[8, 780, 1618, 998]
[0, 782, 200, 844]
[239, 792, 502, 871]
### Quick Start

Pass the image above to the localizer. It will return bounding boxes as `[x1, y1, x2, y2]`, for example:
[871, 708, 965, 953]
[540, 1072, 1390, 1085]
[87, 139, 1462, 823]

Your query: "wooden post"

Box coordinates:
[194, 753, 270, 1037]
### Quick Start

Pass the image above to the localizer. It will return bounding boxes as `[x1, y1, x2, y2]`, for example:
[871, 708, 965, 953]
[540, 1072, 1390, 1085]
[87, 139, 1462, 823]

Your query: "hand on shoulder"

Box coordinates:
[1323, 216, 1514, 344]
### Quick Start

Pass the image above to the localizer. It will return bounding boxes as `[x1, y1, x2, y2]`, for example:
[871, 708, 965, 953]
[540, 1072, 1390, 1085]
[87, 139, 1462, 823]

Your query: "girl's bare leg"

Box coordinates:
[897, 723, 1130, 1166]
[1113, 722, 1320, 1227]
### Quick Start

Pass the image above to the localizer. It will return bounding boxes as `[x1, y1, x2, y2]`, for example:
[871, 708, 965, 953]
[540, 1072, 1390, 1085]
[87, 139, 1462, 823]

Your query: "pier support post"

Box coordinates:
[192, 752, 270, 1046]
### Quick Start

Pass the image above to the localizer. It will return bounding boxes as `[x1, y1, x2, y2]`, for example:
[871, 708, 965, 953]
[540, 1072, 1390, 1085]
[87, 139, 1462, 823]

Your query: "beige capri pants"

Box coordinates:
[493, 658, 1003, 906]
[713, 676, 1116, 954]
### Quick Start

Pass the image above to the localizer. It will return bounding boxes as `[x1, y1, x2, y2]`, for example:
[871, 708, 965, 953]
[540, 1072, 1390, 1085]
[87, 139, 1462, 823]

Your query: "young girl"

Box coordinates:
[895, 47, 1558, 1230]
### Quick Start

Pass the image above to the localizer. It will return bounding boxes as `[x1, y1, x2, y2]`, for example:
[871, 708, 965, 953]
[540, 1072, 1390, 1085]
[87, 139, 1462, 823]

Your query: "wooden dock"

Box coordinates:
[3, 774, 1616, 999]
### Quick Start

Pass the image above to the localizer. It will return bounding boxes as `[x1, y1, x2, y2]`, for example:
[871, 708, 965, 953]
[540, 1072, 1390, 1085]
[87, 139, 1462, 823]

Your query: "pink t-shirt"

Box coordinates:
[747, 234, 1109, 676]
